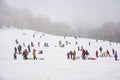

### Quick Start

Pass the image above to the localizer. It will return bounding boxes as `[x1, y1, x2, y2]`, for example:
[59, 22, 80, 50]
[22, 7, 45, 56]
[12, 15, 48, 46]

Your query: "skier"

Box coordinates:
[96, 50, 99, 58]
[33, 49, 37, 60]
[114, 51, 118, 61]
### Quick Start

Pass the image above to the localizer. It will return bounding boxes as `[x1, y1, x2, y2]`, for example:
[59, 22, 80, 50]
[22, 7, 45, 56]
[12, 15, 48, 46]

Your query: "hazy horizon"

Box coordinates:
[5, 0, 120, 28]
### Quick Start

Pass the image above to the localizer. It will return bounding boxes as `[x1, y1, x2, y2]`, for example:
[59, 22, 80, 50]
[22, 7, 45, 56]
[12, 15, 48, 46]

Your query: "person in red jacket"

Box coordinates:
[23, 49, 28, 60]
[67, 52, 70, 59]
[96, 50, 99, 58]
[106, 50, 110, 57]
[82, 49, 86, 60]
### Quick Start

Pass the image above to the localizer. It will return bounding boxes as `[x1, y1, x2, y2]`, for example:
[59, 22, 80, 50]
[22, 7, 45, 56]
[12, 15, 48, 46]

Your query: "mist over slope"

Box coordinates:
[0, 0, 72, 36]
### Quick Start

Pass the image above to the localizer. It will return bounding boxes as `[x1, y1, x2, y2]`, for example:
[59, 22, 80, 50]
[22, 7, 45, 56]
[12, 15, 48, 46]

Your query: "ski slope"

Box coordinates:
[0, 27, 120, 80]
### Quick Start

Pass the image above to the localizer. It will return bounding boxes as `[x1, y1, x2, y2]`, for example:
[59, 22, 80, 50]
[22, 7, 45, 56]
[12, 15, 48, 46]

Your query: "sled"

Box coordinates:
[28, 58, 45, 60]
[39, 58, 45, 60]
[115, 59, 119, 61]
[76, 56, 80, 59]
[87, 58, 96, 60]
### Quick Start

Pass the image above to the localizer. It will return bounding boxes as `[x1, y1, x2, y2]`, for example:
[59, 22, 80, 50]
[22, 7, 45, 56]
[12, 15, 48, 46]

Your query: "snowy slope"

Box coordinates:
[0, 28, 120, 80]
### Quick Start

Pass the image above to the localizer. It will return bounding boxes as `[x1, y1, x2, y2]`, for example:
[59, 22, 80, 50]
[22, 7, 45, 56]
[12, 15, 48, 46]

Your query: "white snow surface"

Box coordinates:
[0, 27, 120, 80]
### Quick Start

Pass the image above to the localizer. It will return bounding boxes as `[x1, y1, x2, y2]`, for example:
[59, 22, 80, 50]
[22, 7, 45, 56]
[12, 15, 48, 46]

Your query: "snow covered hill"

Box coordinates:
[0, 28, 120, 80]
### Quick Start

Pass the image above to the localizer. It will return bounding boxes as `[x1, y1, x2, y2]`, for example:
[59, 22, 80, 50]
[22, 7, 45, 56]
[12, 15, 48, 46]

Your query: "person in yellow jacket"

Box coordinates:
[73, 50, 76, 60]
[33, 49, 37, 60]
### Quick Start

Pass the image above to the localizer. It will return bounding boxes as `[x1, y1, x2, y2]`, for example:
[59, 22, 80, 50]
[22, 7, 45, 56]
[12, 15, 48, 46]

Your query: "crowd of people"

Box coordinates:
[14, 37, 44, 60]
[66, 45, 119, 61]
[13, 34, 119, 61]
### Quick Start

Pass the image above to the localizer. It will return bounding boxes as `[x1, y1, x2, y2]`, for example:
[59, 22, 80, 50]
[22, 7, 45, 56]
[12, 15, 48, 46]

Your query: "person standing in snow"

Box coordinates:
[69, 50, 73, 59]
[14, 47, 17, 60]
[38, 42, 40, 47]
[23, 49, 28, 60]
[47, 43, 49, 47]
[85, 50, 89, 59]
[15, 39, 19, 44]
[73, 50, 76, 60]
[99, 47, 103, 53]
[33, 49, 37, 60]
[75, 41, 78, 45]
[59, 40, 62, 47]
[27, 45, 31, 53]
[106, 50, 110, 57]
[82, 49, 86, 60]
[66, 41, 68, 45]
[31, 42, 34, 47]
[80, 46, 83, 51]
[96, 50, 99, 58]
[78, 46, 80, 51]
[112, 48, 115, 54]
[14, 53, 17, 60]
[14, 47, 17, 53]
[18, 44, 22, 54]
[89, 42, 91, 46]
[114, 51, 118, 61]
[67, 52, 70, 59]
[23, 42, 25, 47]
[33, 34, 35, 38]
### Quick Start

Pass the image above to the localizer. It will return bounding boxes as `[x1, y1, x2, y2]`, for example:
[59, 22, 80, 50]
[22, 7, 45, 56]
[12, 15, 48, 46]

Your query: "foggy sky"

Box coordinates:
[5, 0, 120, 28]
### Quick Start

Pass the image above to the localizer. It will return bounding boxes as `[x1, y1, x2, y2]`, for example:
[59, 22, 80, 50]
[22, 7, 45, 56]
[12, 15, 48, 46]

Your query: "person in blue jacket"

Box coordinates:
[114, 51, 118, 61]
